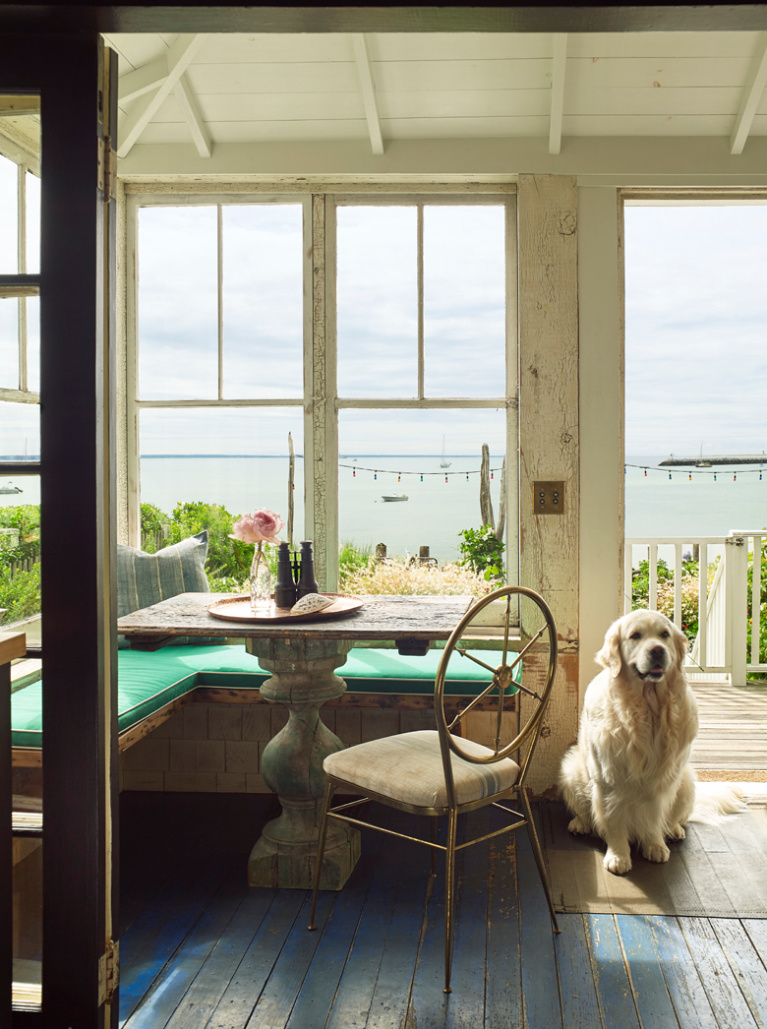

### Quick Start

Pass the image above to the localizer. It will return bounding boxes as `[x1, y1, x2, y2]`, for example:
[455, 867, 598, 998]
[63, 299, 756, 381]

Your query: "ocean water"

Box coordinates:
[624, 456, 767, 538]
[139, 454, 507, 564]
[5, 454, 767, 561]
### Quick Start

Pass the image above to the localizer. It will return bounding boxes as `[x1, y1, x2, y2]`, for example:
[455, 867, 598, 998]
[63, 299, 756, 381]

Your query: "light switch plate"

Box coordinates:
[533, 481, 565, 514]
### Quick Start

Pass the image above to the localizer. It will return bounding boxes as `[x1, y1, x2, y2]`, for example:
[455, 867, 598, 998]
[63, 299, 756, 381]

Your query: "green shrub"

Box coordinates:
[0, 504, 41, 565]
[140, 503, 169, 553]
[457, 525, 504, 581]
[0, 504, 40, 534]
[0, 563, 41, 623]
[165, 501, 240, 580]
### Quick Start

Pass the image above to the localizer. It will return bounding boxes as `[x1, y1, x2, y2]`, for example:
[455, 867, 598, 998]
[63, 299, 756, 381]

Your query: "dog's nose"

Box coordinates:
[649, 646, 665, 662]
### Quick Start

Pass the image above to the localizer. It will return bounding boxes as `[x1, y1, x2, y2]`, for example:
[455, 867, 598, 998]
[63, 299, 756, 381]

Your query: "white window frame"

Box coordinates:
[123, 184, 518, 589]
[0, 125, 40, 406]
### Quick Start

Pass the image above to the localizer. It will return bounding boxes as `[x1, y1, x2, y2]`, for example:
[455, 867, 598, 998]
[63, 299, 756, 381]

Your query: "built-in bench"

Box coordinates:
[11, 644, 519, 768]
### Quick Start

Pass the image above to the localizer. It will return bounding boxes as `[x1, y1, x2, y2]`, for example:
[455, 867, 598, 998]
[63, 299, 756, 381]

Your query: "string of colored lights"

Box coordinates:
[339, 462, 503, 483]
[625, 462, 764, 481]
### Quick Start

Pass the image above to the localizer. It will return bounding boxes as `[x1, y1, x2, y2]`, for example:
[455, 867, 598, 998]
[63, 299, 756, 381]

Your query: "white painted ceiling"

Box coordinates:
[104, 30, 767, 161]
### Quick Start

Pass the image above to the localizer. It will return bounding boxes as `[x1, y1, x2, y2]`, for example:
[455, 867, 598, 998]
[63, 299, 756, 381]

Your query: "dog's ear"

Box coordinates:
[596, 619, 623, 675]
[672, 622, 689, 668]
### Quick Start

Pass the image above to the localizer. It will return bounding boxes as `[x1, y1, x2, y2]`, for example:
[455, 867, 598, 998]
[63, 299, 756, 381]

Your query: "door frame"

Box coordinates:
[0, 33, 119, 1028]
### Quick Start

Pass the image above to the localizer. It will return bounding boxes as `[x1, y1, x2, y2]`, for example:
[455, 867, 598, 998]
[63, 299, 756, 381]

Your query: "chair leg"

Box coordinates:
[430, 816, 437, 877]
[443, 808, 458, 993]
[308, 780, 335, 930]
[520, 788, 560, 933]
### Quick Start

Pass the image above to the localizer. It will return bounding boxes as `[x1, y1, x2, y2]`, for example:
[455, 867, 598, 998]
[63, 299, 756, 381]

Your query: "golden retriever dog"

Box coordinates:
[560, 610, 745, 875]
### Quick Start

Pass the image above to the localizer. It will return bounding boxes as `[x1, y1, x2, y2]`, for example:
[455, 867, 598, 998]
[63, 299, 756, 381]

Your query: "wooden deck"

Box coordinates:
[691, 679, 767, 777]
[118, 791, 767, 1029]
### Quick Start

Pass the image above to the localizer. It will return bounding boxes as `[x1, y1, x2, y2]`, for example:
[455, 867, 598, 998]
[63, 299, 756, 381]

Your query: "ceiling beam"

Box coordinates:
[174, 73, 212, 157]
[6, 6, 767, 34]
[730, 31, 767, 155]
[352, 33, 384, 156]
[118, 56, 168, 104]
[549, 33, 568, 155]
[0, 95, 39, 116]
[117, 33, 205, 158]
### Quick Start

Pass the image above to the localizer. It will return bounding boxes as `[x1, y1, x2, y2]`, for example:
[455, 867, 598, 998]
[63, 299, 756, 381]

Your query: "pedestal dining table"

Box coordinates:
[117, 592, 473, 891]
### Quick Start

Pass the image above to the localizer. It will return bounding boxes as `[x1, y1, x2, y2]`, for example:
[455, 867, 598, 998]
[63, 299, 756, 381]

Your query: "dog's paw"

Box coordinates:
[667, 823, 686, 841]
[567, 816, 590, 836]
[604, 849, 632, 875]
[642, 841, 671, 863]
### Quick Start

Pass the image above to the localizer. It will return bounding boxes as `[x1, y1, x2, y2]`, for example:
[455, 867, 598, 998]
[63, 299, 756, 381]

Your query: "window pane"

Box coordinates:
[625, 203, 767, 538]
[338, 409, 506, 564]
[139, 408, 304, 569]
[25, 170, 40, 275]
[138, 206, 218, 400]
[424, 205, 506, 397]
[337, 206, 417, 397]
[222, 205, 304, 399]
[0, 399, 39, 459]
[0, 153, 18, 274]
[26, 296, 39, 393]
[1, 475, 42, 635]
[0, 297, 19, 389]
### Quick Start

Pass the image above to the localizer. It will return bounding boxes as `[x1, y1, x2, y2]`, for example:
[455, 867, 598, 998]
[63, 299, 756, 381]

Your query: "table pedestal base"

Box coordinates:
[246, 636, 360, 890]
[248, 800, 360, 890]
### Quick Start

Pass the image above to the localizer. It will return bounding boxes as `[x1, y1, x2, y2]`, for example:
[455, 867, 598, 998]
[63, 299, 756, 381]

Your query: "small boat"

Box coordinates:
[0, 483, 22, 495]
[381, 494, 408, 502]
[440, 435, 451, 468]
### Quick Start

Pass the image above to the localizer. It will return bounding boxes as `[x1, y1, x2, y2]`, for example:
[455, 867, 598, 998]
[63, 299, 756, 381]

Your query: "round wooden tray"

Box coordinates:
[207, 593, 364, 624]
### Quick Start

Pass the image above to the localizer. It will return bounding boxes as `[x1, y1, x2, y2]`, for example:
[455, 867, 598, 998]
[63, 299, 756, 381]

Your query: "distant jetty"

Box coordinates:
[660, 454, 767, 467]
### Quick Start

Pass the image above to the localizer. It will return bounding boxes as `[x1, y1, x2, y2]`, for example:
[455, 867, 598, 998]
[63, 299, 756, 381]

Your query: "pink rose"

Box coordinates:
[232, 508, 284, 545]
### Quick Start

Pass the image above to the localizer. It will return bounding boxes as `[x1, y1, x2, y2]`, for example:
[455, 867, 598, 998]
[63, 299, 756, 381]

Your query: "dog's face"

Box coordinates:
[596, 610, 688, 682]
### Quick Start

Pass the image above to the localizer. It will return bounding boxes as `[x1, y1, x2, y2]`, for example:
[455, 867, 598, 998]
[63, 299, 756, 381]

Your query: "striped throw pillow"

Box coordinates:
[117, 530, 218, 647]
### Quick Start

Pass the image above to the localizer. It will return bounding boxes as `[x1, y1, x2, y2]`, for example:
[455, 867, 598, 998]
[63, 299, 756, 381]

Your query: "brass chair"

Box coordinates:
[308, 585, 560, 993]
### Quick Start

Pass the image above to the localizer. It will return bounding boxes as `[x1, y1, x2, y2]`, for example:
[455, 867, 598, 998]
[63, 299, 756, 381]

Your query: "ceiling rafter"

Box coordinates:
[174, 73, 212, 158]
[730, 32, 767, 155]
[117, 34, 206, 159]
[352, 33, 384, 156]
[549, 33, 568, 156]
[118, 57, 168, 105]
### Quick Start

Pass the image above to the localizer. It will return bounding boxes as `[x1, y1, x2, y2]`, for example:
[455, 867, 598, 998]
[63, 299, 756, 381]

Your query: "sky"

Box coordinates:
[624, 203, 767, 459]
[134, 199, 508, 457]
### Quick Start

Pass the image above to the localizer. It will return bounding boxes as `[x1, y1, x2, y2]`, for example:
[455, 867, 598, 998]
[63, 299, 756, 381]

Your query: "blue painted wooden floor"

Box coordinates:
[118, 792, 767, 1029]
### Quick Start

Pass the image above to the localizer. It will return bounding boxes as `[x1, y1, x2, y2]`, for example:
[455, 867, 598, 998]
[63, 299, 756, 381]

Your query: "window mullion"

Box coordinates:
[217, 204, 224, 400]
[505, 195, 519, 586]
[17, 162, 27, 392]
[417, 202, 424, 400]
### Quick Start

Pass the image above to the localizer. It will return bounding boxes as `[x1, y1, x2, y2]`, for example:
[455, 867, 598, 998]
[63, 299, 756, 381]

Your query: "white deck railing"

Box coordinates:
[624, 531, 767, 686]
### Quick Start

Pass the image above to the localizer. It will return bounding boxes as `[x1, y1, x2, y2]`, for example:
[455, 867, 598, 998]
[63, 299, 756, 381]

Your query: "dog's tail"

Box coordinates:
[689, 781, 748, 824]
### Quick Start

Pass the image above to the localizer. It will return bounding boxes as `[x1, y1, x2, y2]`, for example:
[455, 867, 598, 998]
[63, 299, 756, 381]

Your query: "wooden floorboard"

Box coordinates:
[691, 680, 767, 773]
[118, 792, 767, 1029]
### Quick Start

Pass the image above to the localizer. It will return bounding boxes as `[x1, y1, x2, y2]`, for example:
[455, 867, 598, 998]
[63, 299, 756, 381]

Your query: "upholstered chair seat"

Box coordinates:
[323, 729, 520, 810]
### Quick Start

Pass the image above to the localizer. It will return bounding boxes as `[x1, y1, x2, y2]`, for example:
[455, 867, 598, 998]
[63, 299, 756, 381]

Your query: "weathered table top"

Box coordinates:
[117, 592, 473, 649]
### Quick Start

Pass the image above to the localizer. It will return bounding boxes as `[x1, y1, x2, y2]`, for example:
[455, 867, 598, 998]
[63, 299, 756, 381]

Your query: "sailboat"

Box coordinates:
[695, 443, 711, 468]
[440, 436, 451, 468]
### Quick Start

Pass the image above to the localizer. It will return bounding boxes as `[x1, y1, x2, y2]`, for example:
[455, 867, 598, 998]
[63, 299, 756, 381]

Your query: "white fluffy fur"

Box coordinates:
[560, 610, 745, 875]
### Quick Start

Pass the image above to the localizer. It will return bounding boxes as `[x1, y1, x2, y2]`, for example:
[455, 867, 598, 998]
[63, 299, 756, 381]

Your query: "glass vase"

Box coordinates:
[249, 543, 273, 612]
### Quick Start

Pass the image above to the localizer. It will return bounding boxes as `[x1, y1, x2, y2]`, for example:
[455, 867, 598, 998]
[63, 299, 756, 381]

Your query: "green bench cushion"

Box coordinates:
[10, 645, 267, 748]
[11, 644, 519, 749]
[338, 647, 521, 696]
